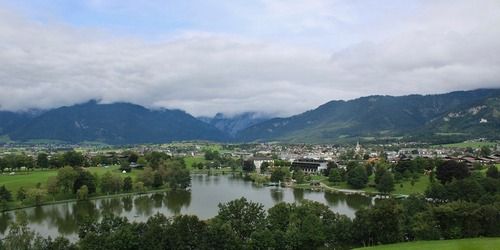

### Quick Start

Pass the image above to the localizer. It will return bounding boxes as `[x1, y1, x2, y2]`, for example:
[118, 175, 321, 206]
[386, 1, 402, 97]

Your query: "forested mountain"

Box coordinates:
[199, 112, 270, 136]
[0, 111, 39, 135]
[0, 89, 499, 144]
[6, 101, 227, 144]
[236, 89, 500, 143]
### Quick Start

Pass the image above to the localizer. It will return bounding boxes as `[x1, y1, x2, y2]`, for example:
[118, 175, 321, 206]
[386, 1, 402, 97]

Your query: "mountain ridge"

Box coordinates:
[0, 89, 499, 144]
[236, 89, 500, 143]
[7, 101, 228, 144]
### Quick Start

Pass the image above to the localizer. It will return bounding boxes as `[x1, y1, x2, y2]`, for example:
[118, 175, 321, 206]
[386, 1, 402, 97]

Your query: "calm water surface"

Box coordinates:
[0, 174, 372, 240]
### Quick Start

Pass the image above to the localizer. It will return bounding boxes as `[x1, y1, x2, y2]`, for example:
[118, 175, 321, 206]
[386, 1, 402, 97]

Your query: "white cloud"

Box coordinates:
[0, 1, 499, 117]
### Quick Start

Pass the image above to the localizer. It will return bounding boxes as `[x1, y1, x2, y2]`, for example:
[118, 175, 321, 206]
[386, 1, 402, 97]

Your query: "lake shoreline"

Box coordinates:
[1, 187, 172, 213]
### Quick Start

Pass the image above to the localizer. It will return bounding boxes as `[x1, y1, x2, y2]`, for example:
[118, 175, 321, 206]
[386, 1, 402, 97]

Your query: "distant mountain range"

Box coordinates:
[236, 89, 500, 143]
[198, 112, 270, 136]
[3, 101, 227, 144]
[0, 89, 499, 144]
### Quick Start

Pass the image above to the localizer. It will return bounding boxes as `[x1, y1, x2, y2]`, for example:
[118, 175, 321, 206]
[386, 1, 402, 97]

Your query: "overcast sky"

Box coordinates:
[0, 0, 499, 117]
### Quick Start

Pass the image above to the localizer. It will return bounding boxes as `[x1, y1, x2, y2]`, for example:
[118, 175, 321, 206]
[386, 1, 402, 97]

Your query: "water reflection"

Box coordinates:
[0, 212, 12, 234]
[0, 174, 371, 240]
[122, 196, 133, 212]
[164, 190, 191, 214]
[134, 195, 154, 216]
[101, 198, 123, 215]
[270, 188, 284, 203]
[152, 193, 164, 208]
[293, 188, 304, 201]
[323, 191, 372, 211]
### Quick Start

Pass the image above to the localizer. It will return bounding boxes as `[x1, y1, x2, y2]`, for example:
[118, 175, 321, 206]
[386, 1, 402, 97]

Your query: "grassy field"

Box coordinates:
[184, 156, 207, 170]
[392, 175, 429, 195]
[320, 173, 429, 195]
[353, 237, 500, 250]
[435, 141, 497, 148]
[0, 170, 58, 192]
[0, 165, 142, 193]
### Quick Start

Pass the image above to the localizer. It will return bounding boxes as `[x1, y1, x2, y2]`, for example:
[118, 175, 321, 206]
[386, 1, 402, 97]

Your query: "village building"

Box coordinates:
[291, 159, 328, 174]
[249, 156, 274, 169]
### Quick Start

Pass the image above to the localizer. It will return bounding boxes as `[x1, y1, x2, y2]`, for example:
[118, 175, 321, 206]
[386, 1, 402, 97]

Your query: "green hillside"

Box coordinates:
[237, 89, 500, 143]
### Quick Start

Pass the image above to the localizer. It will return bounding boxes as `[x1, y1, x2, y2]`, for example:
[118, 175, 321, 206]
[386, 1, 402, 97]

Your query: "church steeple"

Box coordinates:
[355, 141, 361, 153]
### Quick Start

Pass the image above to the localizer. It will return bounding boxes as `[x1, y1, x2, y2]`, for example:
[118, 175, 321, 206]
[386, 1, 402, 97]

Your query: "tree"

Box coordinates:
[48, 154, 64, 169]
[123, 176, 133, 192]
[364, 163, 374, 177]
[138, 167, 154, 187]
[134, 182, 145, 193]
[165, 164, 191, 190]
[26, 188, 47, 205]
[215, 197, 266, 241]
[56, 166, 78, 193]
[36, 153, 49, 169]
[62, 151, 85, 167]
[167, 215, 207, 249]
[128, 152, 139, 163]
[46, 176, 60, 197]
[77, 185, 89, 201]
[73, 170, 96, 194]
[328, 168, 343, 184]
[204, 150, 220, 161]
[425, 182, 447, 201]
[100, 172, 122, 194]
[376, 171, 395, 194]
[347, 166, 368, 189]
[0, 185, 13, 207]
[353, 199, 403, 246]
[293, 169, 305, 184]
[485, 165, 499, 179]
[2, 218, 40, 250]
[119, 160, 131, 173]
[260, 162, 270, 173]
[17, 187, 27, 202]
[271, 167, 289, 183]
[374, 163, 388, 184]
[153, 171, 163, 188]
[480, 146, 491, 157]
[436, 160, 469, 184]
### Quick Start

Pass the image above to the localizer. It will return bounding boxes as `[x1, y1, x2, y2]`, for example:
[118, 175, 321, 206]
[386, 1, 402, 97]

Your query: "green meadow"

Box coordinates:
[353, 237, 500, 250]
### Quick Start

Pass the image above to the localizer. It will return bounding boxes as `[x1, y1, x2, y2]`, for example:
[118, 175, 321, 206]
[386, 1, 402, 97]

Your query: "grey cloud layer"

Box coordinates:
[0, 1, 499, 116]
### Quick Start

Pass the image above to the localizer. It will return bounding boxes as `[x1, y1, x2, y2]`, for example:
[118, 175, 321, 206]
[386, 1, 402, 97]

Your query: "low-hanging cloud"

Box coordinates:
[0, 0, 499, 117]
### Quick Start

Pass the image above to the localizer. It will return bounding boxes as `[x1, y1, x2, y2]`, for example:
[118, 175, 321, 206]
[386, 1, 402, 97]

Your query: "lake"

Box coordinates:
[0, 174, 372, 241]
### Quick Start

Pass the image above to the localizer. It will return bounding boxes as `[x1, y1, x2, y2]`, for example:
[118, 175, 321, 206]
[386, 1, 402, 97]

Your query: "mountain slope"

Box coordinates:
[9, 101, 227, 144]
[426, 96, 500, 138]
[0, 111, 37, 135]
[236, 89, 500, 142]
[199, 112, 271, 136]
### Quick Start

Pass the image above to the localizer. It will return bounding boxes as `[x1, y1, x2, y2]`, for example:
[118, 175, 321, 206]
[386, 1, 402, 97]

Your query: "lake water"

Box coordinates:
[0, 174, 372, 241]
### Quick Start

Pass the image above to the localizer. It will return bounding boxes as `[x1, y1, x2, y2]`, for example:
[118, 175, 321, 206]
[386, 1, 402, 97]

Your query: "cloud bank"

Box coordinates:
[0, 0, 499, 117]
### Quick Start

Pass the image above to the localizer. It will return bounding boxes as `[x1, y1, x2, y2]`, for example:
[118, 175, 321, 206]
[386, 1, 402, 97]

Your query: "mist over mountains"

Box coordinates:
[0, 89, 499, 144]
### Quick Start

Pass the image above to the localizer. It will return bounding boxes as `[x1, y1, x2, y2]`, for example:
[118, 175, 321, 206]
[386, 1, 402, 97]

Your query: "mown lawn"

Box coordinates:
[184, 156, 207, 170]
[392, 175, 429, 195]
[0, 165, 142, 193]
[320, 173, 429, 195]
[0, 170, 57, 192]
[353, 237, 500, 250]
